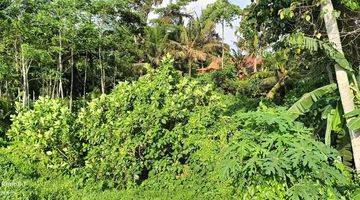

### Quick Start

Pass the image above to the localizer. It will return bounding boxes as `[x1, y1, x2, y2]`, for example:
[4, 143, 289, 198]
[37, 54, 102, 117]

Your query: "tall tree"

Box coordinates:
[321, 0, 360, 173]
[201, 0, 241, 68]
[168, 19, 222, 76]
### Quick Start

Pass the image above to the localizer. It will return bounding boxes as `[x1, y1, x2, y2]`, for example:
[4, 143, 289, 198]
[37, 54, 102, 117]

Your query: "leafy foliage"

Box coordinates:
[1, 60, 357, 199]
[201, 0, 242, 25]
[2, 97, 79, 179]
[0, 0, 360, 198]
[75, 56, 229, 188]
[345, 109, 360, 131]
[288, 83, 337, 120]
[189, 106, 352, 199]
[288, 33, 354, 72]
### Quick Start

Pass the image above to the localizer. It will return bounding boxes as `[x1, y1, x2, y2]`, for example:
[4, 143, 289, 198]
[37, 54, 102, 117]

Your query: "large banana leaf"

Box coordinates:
[321, 43, 354, 72]
[345, 109, 360, 130]
[322, 104, 343, 146]
[288, 83, 338, 121]
[325, 109, 334, 146]
[348, 118, 360, 131]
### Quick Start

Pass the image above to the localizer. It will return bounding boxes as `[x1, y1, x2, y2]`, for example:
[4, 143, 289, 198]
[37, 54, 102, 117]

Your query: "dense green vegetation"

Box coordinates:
[0, 0, 360, 199]
[1, 58, 357, 199]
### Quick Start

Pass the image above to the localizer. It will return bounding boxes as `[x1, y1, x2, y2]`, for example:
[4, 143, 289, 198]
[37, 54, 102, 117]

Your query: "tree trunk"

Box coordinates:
[188, 60, 192, 77]
[266, 69, 287, 99]
[52, 81, 57, 98]
[22, 67, 29, 107]
[69, 47, 74, 111]
[84, 53, 87, 99]
[17, 88, 21, 102]
[99, 47, 105, 94]
[21, 52, 29, 107]
[5, 81, 8, 97]
[322, 0, 360, 173]
[58, 30, 64, 99]
[49, 80, 52, 97]
[14, 39, 20, 99]
[221, 19, 225, 69]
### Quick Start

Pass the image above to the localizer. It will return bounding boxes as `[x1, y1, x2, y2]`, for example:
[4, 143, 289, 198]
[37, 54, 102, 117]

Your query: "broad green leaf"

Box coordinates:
[348, 117, 360, 130]
[344, 109, 360, 118]
[288, 83, 337, 120]
[321, 43, 353, 72]
[325, 114, 333, 146]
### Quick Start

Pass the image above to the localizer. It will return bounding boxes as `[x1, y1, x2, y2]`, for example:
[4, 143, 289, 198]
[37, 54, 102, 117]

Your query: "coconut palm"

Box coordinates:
[167, 19, 223, 76]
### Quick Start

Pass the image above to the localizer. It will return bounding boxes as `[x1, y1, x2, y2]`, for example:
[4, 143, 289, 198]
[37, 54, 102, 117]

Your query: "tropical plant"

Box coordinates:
[201, 0, 241, 68]
[288, 83, 337, 120]
[168, 19, 222, 76]
[3, 97, 79, 179]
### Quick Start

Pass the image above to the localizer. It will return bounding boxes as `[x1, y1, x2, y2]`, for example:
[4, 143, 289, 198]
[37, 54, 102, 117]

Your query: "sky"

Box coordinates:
[148, 0, 252, 50]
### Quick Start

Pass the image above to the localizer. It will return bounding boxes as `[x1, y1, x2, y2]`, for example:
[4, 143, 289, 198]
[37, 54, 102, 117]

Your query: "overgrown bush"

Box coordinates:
[188, 106, 351, 199]
[121, 106, 351, 199]
[0, 58, 357, 199]
[75, 57, 232, 189]
[2, 97, 79, 180]
[0, 97, 13, 139]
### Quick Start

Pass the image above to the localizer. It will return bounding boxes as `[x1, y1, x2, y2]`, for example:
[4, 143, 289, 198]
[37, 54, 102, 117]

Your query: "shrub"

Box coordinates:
[124, 107, 352, 199]
[2, 97, 79, 179]
[0, 97, 13, 139]
[75, 57, 231, 188]
[197, 64, 276, 97]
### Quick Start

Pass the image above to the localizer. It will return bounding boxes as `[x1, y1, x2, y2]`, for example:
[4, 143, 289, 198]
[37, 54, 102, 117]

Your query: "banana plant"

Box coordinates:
[288, 83, 341, 145]
[287, 85, 354, 166]
[344, 91, 360, 131]
[288, 83, 337, 121]
[321, 104, 343, 146]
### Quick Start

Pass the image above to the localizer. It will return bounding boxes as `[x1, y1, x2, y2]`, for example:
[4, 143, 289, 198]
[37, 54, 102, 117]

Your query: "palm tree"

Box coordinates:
[143, 25, 171, 66]
[168, 19, 223, 76]
[201, 0, 241, 69]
